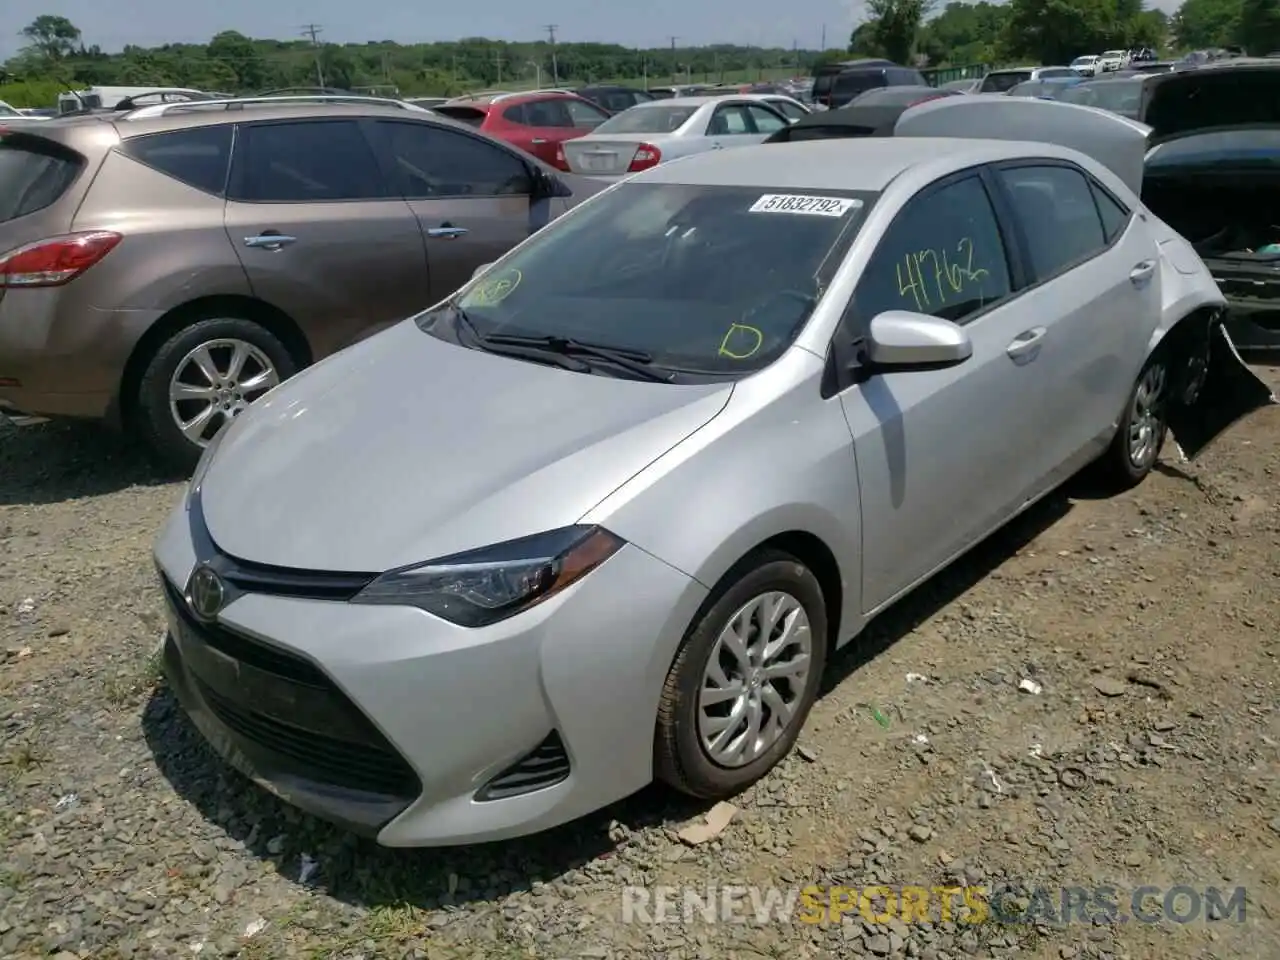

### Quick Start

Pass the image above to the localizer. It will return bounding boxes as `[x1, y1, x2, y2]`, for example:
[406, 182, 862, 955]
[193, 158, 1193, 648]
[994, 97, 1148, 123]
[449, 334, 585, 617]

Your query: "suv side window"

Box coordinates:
[564, 98, 609, 129]
[230, 120, 383, 202]
[522, 99, 572, 127]
[1089, 178, 1131, 243]
[997, 164, 1108, 280]
[848, 175, 1013, 329]
[376, 121, 532, 197]
[745, 103, 787, 133]
[119, 125, 233, 196]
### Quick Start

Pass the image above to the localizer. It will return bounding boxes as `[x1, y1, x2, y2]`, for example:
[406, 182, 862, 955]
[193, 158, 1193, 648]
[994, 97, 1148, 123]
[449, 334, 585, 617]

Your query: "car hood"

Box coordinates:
[1144, 67, 1280, 144]
[199, 320, 732, 572]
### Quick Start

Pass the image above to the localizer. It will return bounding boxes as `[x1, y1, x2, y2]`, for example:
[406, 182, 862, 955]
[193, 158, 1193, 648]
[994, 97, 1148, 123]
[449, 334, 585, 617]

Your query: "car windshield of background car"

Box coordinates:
[425, 181, 875, 376]
[592, 105, 698, 134]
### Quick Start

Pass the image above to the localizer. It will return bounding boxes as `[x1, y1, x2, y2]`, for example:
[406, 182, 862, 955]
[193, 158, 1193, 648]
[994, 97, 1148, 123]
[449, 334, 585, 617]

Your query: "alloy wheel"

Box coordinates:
[168, 338, 280, 446]
[697, 590, 813, 767]
[1128, 361, 1167, 470]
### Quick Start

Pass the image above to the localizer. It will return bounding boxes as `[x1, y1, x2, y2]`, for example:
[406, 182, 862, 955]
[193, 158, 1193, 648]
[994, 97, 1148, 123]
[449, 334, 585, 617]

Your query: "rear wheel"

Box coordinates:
[1098, 353, 1168, 489]
[134, 316, 297, 471]
[655, 550, 828, 799]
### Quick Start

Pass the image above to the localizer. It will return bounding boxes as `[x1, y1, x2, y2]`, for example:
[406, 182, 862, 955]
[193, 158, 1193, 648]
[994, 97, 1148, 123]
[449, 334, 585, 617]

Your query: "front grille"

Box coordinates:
[161, 576, 328, 687]
[194, 676, 419, 797]
[219, 553, 376, 601]
[161, 574, 421, 801]
[476, 732, 571, 801]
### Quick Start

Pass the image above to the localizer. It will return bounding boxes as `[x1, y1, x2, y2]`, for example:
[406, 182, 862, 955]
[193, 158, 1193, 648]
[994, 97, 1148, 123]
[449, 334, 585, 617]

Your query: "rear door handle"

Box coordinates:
[243, 234, 296, 250]
[530, 138, 548, 144]
[1006, 326, 1047, 364]
[426, 226, 468, 239]
[1130, 259, 1156, 285]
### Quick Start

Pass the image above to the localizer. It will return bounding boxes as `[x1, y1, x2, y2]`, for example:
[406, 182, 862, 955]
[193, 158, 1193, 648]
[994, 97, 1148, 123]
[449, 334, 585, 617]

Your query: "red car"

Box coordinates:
[432, 90, 611, 171]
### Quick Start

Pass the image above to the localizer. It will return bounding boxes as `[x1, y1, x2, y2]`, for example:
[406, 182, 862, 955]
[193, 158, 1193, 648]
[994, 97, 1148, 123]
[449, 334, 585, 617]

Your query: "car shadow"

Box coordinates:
[141, 491, 1074, 916]
[0, 421, 181, 505]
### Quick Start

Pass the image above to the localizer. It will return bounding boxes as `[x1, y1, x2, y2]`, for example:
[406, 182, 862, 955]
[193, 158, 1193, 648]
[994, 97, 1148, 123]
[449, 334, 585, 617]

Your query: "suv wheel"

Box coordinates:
[135, 316, 297, 471]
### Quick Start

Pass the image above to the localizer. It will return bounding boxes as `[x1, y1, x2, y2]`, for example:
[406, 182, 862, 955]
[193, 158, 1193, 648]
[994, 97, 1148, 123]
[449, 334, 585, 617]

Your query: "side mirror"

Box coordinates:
[866, 311, 972, 370]
[531, 167, 572, 199]
[471, 262, 493, 282]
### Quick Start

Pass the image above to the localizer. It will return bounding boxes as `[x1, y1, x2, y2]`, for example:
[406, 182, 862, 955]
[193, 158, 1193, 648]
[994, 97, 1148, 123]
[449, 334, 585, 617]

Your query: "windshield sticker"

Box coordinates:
[466, 269, 522, 307]
[748, 194, 862, 217]
[718, 323, 764, 359]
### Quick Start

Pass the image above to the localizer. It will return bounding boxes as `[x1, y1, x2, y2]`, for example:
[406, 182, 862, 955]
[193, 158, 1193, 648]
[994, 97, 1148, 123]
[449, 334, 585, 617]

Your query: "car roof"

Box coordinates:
[631, 136, 1056, 192]
[634, 96, 726, 108]
[20, 100, 482, 146]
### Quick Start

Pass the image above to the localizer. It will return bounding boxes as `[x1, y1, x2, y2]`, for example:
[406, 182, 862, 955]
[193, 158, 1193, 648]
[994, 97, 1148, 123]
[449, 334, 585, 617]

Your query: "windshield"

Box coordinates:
[1071, 57, 1095, 65]
[424, 182, 874, 377]
[593, 105, 698, 134]
[1147, 129, 1280, 169]
[1057, 79, 1143, 118]
[980, 71, 1032, 92]
[0, 102, 20, 117]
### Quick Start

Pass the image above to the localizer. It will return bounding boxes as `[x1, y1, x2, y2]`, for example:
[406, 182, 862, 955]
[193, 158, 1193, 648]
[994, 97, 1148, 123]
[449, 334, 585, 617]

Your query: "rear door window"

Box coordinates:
[997, 164, 1109, 279]
[229, 119, 384, 202]
[375, 120, 532, 197]
[980, 71, 1031, 93]
[834, 71, 886, 100]
[119, 125, 233, 196]
[521, 99, 573, 127]
[564, 98, 609, 129]
[0, 133, 85, 223]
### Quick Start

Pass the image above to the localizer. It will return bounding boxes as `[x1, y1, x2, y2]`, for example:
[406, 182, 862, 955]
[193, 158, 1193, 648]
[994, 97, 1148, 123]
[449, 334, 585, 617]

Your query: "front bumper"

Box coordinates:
[1211, 261, 1280, 353]
[154, 501, 708, 846]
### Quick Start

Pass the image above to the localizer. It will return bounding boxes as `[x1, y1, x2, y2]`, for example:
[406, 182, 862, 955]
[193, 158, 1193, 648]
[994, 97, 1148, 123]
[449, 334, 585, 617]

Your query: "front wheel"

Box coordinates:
[134, 316, 297, 472]
[655, 550, 828, 799]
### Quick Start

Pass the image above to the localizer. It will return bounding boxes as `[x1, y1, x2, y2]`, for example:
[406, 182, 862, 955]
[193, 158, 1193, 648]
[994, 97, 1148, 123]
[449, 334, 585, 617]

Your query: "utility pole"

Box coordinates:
[820, 24, 826, 51]
[669, 35, 678, 84]
[492, 49, 504, 85]
[544, 25, 559, 85]
[301, 24, 325, 87]
[792, 39, 798, 74]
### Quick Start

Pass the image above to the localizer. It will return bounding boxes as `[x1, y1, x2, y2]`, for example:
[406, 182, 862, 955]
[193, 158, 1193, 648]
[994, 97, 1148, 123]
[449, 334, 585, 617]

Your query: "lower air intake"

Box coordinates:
[476, 732, 571, 801]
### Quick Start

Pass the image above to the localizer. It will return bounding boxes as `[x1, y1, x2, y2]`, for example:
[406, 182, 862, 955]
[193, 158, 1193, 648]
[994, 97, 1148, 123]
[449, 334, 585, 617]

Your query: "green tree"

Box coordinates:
[208, 31, 267, 90]
[853, 0, 936, 63]
[1003, 0, 1124, 65]
[919, 1, 1011, 64]
[1236, 0, 1280, 53]
[1171, 0, 1242, 49]
[20, 15, 81, 60]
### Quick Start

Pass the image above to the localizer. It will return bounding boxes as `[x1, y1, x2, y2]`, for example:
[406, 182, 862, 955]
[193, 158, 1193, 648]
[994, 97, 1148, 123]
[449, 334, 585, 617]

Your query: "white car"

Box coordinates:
[560, 96, 791, 179]
[1099, 50, 1129, 72]
[1070, 55, 1102, 77]
[740, 93, 812, 123]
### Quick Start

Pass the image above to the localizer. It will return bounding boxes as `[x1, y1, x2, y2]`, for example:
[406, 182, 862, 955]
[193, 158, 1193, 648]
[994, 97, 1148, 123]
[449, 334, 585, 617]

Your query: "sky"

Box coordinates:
[3, 0, 1184, 61]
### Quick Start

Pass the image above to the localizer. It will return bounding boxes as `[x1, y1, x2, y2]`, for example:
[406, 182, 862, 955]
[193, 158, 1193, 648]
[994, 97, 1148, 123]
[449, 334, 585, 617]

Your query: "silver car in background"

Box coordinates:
[560, 96, 790, 178]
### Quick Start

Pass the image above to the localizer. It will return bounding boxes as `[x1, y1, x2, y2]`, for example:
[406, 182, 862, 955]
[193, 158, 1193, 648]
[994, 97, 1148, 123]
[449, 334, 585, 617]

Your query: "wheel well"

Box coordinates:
[117, 295, 312, 427]
[756, 531, 844, 652]
[1156, 305, 1221, 356]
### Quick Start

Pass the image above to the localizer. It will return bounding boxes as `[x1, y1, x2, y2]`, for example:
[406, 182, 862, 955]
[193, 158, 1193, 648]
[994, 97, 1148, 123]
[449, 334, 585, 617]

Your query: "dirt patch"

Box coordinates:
[2, 369, 1278, 959]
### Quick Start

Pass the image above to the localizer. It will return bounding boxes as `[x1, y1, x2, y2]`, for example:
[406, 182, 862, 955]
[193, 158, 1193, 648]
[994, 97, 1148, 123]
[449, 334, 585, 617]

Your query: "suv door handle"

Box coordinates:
[243, 234, 296, 250]
[1006, 326, 1047, 363]
[426, 226, 468, 239]
[1129, 260, 1156, 285]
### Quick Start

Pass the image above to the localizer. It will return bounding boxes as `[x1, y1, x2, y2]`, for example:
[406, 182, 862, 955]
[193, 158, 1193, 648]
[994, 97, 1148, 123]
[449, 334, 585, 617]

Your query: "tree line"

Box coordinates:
[2, 0, 1273, 108]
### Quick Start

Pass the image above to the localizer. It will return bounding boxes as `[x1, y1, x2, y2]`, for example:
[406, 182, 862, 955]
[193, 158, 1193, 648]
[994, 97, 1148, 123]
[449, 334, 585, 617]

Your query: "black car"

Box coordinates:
[811, 59, 927, 109]
[762, 88, 957, 142]
[573, 85, 655, 114]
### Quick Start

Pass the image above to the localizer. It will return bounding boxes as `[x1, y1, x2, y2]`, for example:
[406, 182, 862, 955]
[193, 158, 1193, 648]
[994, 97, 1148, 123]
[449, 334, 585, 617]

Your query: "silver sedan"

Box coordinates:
[560, 96, 790, 178]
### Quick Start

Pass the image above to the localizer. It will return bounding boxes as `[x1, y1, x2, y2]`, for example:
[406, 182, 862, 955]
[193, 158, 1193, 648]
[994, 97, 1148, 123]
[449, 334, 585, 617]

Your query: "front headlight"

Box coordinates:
[351, 525, 625, 627]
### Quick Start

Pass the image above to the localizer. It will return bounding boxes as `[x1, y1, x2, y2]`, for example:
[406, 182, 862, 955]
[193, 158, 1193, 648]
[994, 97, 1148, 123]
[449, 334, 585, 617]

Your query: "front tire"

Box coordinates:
[655, 549, 828, 799]
[135, 316, 297, 472]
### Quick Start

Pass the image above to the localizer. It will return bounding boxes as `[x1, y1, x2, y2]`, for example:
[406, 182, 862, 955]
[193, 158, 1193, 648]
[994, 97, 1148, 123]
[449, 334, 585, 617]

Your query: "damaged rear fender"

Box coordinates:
[1149, 309, 1277, 461]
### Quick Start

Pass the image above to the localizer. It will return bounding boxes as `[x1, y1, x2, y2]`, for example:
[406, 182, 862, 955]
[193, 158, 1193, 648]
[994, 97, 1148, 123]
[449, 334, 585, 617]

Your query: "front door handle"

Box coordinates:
[426, 226, 468, 239]
[1006, 326, 1047, 364]
[1129, 259, 1156, 285]
[530, 137, 548, 144]
[243, 234, 297, 250]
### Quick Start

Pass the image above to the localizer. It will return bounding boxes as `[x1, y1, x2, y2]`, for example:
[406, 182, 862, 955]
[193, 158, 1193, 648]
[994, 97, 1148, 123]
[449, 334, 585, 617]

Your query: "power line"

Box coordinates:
[300, 23, 324, 87]
[544, 24, 559, 85]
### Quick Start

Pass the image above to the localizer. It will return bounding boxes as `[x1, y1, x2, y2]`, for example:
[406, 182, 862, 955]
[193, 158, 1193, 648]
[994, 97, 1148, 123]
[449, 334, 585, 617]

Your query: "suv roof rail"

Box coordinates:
[120, 94, 432, 120]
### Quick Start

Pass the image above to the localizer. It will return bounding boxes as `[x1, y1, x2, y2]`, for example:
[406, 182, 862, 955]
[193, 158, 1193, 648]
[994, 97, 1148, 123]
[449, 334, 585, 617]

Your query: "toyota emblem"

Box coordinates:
[185, 565, 226, 621]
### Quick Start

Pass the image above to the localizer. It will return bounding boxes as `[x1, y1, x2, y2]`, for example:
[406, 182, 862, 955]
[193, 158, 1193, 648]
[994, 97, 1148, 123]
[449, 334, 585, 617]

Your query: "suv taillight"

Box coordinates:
[628, 143, 662, 172]
[0, 232, 121, 288]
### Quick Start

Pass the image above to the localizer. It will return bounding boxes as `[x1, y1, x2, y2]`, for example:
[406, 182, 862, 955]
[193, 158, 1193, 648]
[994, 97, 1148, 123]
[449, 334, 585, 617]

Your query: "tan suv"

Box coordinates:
[0, 96, 602, 467]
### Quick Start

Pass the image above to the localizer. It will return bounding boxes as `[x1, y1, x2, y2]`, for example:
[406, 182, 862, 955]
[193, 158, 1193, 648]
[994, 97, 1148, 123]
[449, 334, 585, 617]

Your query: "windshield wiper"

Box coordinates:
[480, 333, 676, 383]
[449, 307, 591, 372]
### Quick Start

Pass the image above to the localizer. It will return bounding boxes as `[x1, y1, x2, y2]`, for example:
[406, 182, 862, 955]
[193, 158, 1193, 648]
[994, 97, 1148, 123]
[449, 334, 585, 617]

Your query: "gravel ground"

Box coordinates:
[2, 369, 1278, 960]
